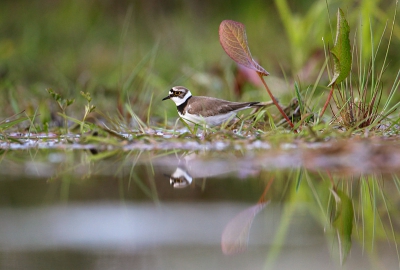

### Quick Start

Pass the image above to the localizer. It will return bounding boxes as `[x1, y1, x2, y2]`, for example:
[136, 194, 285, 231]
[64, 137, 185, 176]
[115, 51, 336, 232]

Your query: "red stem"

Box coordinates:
[258, 73, 295, 129]
[258, 177, 274, 204]
[320, 84, 335, 118]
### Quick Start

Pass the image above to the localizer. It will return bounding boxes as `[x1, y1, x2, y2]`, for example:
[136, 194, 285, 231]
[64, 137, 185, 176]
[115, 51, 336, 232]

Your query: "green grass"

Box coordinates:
[0, 0, 398, 143]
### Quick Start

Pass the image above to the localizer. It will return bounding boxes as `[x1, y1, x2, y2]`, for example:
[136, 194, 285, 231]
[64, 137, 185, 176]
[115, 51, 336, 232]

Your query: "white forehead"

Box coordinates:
[172, 86, 186, 90]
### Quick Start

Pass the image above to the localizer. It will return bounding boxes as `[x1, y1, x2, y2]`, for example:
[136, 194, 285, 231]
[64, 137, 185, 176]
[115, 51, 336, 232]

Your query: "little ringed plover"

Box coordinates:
[162, 86, 264, 127]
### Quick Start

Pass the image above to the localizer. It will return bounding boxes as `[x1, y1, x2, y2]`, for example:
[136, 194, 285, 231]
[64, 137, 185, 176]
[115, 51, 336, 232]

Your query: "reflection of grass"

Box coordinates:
[261, 169, 400, 267]
[45, 149, 161, 203]
[320, 174, 400, 265]
[3, 143, 400, 266]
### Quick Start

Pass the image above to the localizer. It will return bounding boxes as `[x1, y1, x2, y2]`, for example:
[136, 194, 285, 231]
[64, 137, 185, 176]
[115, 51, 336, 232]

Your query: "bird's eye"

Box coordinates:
[174, 92, 180, 96]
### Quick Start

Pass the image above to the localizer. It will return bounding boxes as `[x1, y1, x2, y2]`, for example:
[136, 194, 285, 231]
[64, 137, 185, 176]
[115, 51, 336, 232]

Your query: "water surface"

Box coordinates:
[0, 137, 400, 269]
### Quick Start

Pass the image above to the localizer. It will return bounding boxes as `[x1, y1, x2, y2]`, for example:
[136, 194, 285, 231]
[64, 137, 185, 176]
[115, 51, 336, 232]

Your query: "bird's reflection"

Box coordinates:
[168, 166, 193, 188]
[164, 152, 259, 189]
[163, 152, 270, 255]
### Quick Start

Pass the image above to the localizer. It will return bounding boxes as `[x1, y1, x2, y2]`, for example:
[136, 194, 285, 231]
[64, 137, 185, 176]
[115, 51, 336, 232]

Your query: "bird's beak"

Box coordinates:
[162, 95, 170, 101]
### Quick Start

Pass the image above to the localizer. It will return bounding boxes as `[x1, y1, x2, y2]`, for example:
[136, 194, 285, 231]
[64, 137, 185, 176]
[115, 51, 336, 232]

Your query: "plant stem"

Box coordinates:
[258, 176, 275, 204]
[320, 84, 335, 118]
[62, 109, 68, 135]
[257, 73, 295, 129]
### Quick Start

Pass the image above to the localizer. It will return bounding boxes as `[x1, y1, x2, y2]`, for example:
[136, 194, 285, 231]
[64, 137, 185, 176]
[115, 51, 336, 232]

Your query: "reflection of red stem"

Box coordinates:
[320, 84, 335, 118]
[258, 177, 274, 204]
[258, 73, 295, 130]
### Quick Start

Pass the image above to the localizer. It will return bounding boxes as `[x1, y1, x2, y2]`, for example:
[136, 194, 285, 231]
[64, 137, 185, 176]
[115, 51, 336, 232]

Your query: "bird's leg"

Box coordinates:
[200, 129, 206, 140]
[200, 124, 208, 140]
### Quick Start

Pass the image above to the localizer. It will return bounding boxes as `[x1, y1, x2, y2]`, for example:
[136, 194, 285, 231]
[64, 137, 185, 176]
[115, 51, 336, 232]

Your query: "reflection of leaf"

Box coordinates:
[331, 189, 353, 265]
[221, 202, 268, 255]
[219, 20, 269, 76]
[328, 9, 352, 87]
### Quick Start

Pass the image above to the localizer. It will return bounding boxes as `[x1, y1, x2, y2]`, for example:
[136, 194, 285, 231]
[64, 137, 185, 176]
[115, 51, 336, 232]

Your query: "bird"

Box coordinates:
[162, 86, 268, 127]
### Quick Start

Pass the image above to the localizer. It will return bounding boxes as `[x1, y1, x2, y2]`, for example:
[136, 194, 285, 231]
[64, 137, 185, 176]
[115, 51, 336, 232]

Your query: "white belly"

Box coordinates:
[179, 111, 237, 127]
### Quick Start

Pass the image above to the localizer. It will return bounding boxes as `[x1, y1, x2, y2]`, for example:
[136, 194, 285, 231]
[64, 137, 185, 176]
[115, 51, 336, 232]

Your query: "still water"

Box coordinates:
[0, 138, 399, 269]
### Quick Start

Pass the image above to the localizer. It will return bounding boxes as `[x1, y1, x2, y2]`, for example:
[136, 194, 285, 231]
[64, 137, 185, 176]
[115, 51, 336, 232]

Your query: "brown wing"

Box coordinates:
[185, 96, 259, 117]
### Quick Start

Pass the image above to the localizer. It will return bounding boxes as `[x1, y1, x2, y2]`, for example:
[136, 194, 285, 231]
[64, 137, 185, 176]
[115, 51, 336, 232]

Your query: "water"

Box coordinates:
[0, 138, 400, 269]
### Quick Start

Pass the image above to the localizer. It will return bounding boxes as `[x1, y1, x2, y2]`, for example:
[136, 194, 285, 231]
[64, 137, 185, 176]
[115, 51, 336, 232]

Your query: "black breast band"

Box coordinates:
[177, 96, 192, 115]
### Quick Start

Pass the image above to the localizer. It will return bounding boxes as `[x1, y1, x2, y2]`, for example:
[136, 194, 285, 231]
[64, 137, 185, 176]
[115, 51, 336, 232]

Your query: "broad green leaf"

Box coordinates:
[331, 189, 353, 265]
[219, 20, 269, 76]
[328, 9, 352, 87]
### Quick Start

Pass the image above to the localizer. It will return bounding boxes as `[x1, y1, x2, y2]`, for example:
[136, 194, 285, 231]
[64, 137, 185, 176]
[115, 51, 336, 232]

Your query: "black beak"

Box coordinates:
[162, 95, 170, 101]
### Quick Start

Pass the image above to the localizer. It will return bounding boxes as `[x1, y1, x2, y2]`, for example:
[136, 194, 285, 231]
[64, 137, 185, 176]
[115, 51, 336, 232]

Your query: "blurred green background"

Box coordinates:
[0, 0, 399, 127]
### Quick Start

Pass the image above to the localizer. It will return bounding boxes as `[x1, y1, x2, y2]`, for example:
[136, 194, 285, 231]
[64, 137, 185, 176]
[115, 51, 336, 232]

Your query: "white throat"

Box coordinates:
[171, 90, 192, 106]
